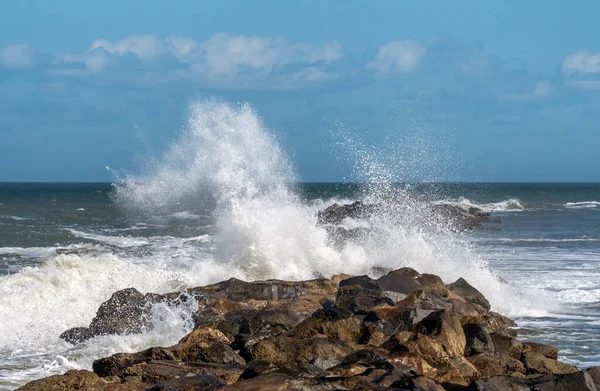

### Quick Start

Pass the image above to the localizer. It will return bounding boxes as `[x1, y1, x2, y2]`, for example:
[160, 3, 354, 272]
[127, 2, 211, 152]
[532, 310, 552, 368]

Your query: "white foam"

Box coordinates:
[434, 197, 525, 212]
[0, 215, 30, 221]
[170, 211, 201, 219]
[565, 201, 600, 209]
[66, 229, 150, 248]
[557, 289, 600, 304]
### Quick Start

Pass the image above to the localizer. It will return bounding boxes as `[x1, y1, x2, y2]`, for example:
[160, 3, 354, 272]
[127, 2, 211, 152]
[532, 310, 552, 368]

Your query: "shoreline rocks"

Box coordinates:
[20, 268, 597, 390]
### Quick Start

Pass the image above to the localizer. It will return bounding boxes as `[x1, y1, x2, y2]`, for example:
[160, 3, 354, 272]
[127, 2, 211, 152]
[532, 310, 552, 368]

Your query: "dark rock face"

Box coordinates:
[22, 268, 598, 391]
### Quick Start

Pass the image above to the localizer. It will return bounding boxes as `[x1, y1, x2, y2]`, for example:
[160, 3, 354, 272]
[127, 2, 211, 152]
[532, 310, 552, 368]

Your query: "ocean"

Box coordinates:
[1, 102, 599, 390]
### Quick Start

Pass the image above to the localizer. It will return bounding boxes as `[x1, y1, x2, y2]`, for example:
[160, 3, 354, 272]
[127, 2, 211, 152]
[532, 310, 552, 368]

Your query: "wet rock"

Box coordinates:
[489, 332, 523, 361]
[89, 288, 151, 336]
[93, 347, 176, 378]
[467, 353, 525, 378]
[463, 324, 494, 357]
[429, 357, 480, 387]
[149, 374, 226, 391]
[447, 278, 491, 311]
[533, 365, 600, 390]
[15, 370, 104, 391]
[124, 360, 244, 385]
[414, 309, 467, 359]
[190, 278, 336, 302]
[59, 327, 94, 345]
[482, 311, 517, 334]
[317, 201, 368, 225]
[179, 327, 231, 348]
[245, 337, 353, 366]
[284, 303, 361, 343]
[469, 375, 531, 391]
[522, 350, 578, 375]
[522, 341, 558, 360]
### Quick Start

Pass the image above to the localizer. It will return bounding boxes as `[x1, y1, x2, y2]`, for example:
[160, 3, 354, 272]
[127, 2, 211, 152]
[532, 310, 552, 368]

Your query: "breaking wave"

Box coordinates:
[434, 197, 525, 212]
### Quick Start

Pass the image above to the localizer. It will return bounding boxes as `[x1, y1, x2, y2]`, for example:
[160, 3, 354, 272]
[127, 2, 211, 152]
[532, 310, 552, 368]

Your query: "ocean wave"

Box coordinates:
[434, 197, 525, 212]
[491, 237, 600, 243]
[66, 229, 151, 248]
[170, 211, 202, 219]
[557, 289, 600, 304]
[0, 215, 30, 221]
[565, 201, 600, 209]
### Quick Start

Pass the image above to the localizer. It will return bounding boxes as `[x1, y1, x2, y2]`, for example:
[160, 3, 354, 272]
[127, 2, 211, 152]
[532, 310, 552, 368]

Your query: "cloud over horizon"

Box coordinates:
[0, 44, 35, 69]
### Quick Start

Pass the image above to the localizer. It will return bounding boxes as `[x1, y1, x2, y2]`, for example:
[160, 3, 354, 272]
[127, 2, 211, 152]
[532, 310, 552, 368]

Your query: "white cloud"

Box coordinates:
[534, 81, 554, 97]
[52, 34, 344, 88]
[562, 51, 600, 76]
[367, 40, 426, 75]
[0, 44, 35, 69]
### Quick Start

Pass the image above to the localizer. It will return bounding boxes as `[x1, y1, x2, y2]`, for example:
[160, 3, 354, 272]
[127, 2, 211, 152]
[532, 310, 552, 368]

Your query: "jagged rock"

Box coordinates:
[93, 342, 245, 381]
[470, 366, 600, 390]
[447, 278, 491, 311]
[244, 337, 353, 366]
[124, 360, 244, 385]
[89, 288, 150, 336]
[463, 324, 494, 356]
[284, 304, 362, 343]
[467, 353, 526, 377]
[317, 201, 368, 225]
[15, 370, 104, 391]
[414, 309, 467, 359]
[429, 357, 480, 387]
[522, 350, 578, 375]
[59, 327, 94, 345]
[179, 327, 231, 347]
[482, 311, 517, 334]
[489, 332, 523, 360]
[523, 341, 558, 359]
[149, 374, 226, 391]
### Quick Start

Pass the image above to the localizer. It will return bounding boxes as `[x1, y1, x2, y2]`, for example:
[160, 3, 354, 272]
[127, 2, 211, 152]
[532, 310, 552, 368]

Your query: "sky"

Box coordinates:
[1, 0, 599, 182]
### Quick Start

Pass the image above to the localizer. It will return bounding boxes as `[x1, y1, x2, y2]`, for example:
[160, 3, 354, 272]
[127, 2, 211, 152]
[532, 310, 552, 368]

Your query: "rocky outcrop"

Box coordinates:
[22, 268, 596, 391]
[317, 200, 500, 233]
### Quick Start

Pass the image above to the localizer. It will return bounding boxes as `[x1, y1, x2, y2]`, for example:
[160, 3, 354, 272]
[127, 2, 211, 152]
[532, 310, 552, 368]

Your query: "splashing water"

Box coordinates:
[0, 99, 553, 389]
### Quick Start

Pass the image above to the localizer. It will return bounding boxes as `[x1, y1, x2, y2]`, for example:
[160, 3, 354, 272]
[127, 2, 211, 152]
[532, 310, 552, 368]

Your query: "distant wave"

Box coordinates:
[170, 211, 202, 220]
[565, 201, 600, 209]
[434, 197, 524, 212]
[491, 237, 600, 243]
[66, 229, 150, 248]
[0, 215, 30, 221]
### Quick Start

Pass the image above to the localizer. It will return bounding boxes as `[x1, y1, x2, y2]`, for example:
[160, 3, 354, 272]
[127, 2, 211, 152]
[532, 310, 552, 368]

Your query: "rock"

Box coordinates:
[409, 334, 452, 367]
[190, 278, 336, 302]
[489, 332, 523, 360]
[467, 353, 526, 377]
[414, 309, 467, 359]
[317, 201, 368, 225]
[179, 327, 231, 347]
[429, 357, 479, 387]
[149, 374, 226, 391]
[463, 324, 494, 356]
[533, 365, 600, 390]
[284, 303, 361, 343]
[89, 288, 151, 336]
[482, 311, 517, 334]
[124, 360, 244, 385]
[447, 278, 491, 311]
[93, 347, 176, 378]
[469, 375, 531, 390]
[15, 370, 103, 391]
[522, 350, 578, 375]
[244, 337, 353, 366]
[59, 327, 94, 345]
[522, 341, 558, 359]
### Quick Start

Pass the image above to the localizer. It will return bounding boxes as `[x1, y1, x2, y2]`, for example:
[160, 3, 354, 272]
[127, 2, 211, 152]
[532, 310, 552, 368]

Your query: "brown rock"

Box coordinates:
[245, 337, 353, 366]
[15, 370, 103, 391]
[467, 353, 526, 378]
[482, 311, 517, 334]
[428, 357, 479, 387]
[447, 277, 491, 311]
[522, 351, 578, 375]
[463, 324, 495, 357]
[179, 327, 231, 347]
[414, 309, 467, 359]
[149, 374, 226, 391]
[490, 332, 523, 361]
[522, 341, 558, 359]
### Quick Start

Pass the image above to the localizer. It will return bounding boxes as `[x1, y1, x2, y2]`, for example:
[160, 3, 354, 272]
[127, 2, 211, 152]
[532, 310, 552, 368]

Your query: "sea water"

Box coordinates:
[0, 102, 598, 389]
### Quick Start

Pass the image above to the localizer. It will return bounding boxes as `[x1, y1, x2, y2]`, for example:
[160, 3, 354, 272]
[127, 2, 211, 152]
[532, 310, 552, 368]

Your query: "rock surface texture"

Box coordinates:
[20, 268, 596, 390]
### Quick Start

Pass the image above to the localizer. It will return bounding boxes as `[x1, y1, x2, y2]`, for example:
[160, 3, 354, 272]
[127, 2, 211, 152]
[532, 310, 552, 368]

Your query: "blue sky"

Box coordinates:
[1, 0, 599, 182]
